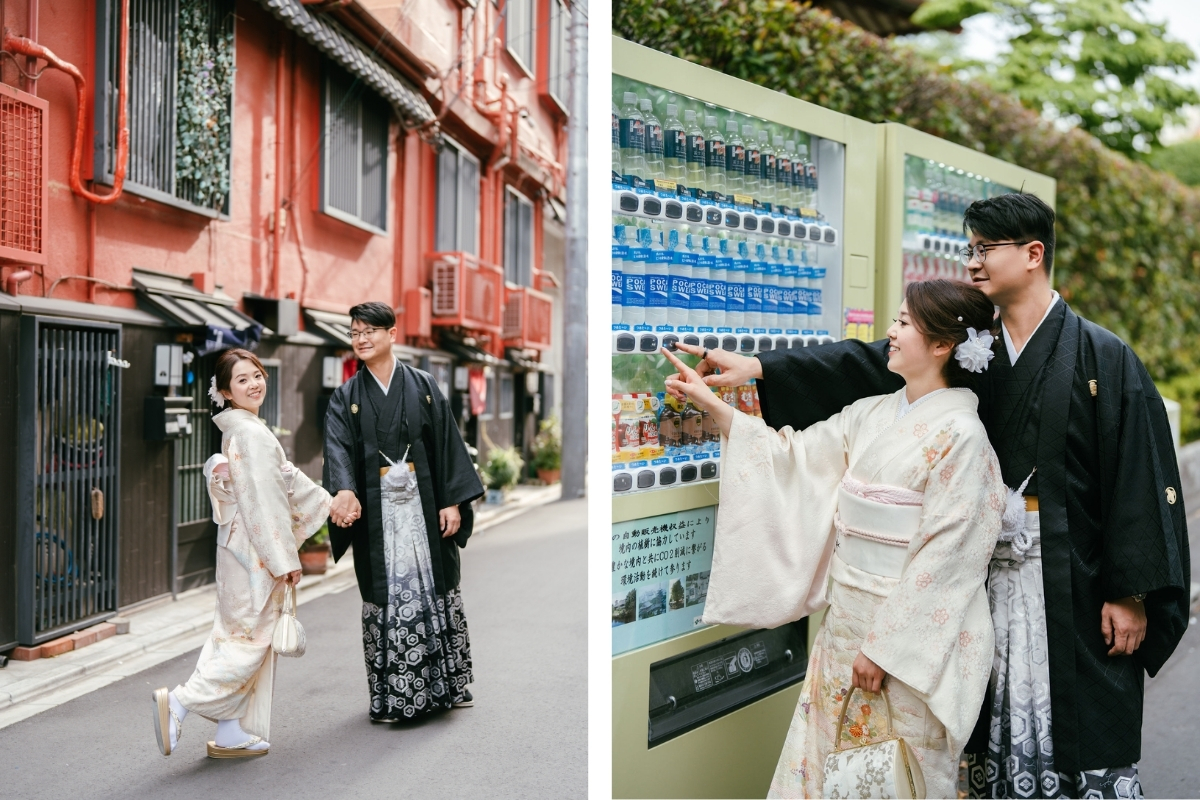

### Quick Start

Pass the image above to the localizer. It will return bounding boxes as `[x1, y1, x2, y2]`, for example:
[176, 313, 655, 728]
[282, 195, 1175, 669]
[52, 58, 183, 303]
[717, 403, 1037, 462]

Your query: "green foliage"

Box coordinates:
[480, 446, 524, 491]
[300, 522, 330, 552]
[913, 0, 1198, 158]
[1159, 374, 1200, 445]
[614, 0, 1200, 441]
[176, 0, 234, 211]
[1149, 139, 1200, 187]
[531, 416, 563, 472]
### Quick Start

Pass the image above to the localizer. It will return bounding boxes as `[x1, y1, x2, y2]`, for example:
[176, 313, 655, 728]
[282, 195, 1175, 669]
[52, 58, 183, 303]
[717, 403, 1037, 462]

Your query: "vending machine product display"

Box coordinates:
[875, 123, 1057, 321]
[610, 36, 881, 800]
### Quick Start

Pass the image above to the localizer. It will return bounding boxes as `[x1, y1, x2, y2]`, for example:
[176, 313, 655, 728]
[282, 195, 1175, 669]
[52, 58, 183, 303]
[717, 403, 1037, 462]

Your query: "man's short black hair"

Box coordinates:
[962, 192, 1056, 275]
[348, 301, 396, 329]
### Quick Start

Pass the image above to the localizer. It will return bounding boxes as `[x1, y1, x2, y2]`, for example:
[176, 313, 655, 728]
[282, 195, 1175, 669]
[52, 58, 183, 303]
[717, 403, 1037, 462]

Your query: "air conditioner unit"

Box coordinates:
[0, 83, 49, 266]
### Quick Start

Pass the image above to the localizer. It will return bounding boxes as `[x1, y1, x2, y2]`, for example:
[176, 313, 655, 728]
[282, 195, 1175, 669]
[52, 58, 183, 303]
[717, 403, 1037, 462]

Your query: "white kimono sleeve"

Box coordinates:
[225, 425, 303, 579]
[701, 405, 852, 629]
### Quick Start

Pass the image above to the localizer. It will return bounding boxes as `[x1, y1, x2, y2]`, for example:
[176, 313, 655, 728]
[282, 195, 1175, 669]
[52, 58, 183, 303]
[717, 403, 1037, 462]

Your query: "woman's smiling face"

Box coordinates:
[221, 359, 266, 412]
[885, 301, 938, 378]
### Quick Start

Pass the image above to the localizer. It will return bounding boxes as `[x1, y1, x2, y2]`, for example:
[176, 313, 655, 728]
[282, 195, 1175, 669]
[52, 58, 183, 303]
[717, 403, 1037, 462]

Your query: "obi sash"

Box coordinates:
[834, 478, 923, 579]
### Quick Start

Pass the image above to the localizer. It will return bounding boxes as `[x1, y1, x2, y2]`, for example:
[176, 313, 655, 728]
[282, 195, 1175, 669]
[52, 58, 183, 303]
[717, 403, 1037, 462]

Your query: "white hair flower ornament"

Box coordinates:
[955, 327, 995, 374]
[208, 376, 226, 408]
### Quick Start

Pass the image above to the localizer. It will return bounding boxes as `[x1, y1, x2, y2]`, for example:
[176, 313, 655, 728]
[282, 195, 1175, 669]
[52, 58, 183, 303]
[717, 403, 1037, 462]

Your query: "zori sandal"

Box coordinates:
[206, 737, 270, 758]
[152, 688, 182, 756]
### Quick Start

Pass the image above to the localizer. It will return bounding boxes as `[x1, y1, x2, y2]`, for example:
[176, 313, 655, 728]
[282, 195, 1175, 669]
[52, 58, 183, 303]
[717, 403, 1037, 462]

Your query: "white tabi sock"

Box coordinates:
[215, 718, 269, 750]
[167, 691, 188, 749]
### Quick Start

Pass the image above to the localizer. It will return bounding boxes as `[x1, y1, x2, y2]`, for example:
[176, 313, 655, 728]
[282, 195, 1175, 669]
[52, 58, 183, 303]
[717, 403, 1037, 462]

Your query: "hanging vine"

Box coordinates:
[175, 0, 234, 211]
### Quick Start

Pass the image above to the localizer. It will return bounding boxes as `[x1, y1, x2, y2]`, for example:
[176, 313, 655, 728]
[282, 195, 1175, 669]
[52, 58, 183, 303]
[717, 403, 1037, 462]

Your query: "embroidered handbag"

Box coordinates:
[272, 584, 306, 657]
[822, 686, 926, 799]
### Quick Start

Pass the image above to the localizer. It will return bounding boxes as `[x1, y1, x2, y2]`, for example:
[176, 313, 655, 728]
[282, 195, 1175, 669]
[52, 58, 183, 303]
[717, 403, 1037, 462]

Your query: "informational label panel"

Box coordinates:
[612, 506, 716, 655]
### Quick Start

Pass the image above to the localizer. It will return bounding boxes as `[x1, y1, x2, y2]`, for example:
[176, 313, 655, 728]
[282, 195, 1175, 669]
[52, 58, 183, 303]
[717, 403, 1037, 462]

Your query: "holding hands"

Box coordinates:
[330, 489, 361, 528]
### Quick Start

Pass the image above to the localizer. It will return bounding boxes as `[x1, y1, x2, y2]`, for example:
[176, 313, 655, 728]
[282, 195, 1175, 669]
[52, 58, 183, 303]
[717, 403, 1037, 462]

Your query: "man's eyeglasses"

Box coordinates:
[956, 241, 1030, 267]
[349, 327, 384, 340]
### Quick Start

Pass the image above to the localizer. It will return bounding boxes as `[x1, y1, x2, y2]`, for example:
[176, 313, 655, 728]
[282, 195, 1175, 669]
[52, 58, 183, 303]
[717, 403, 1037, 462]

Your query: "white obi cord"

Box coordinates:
[834, 479, 923, 579]
[998, 470, 1036, 561]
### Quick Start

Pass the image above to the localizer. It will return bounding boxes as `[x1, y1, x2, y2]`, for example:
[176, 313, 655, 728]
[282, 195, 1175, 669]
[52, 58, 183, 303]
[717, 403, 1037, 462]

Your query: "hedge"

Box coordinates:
[615, 0, 1200, 442]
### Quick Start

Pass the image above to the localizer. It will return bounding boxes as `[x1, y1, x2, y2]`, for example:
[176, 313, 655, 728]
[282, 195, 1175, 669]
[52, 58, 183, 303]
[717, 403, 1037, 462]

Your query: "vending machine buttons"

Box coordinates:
[637, 470, 657, 489]
[682, 334, 701, 347]
[702, 335, 719, 351]
[639, 334, 659, 352]
[774, 336, 790, 350]
[614, 472, 633, 492]
[739, 336, 755, 353]
[643, 197, 663, 217]
[616, 333, 636, 352]
[758, 337, 773, 352]
[723, 211, 740, 229]
[706, 208, 723, 226]
[700, 461, 718, 480]
[664, 201, 683, 220]
[661, 333, 679, 352]
[759, 217, 775, 235]
[680, 464, 698, 482]
[618, 193, 639, 213]
[807, 224, 821, 242]
[777, 221, 792, 237]
[742, 215, 758, 232]
[721, 335, 737, 351]
[822, 227, 838, 246]
[658, 467, 678, 486]
[685, 204, 703, 223]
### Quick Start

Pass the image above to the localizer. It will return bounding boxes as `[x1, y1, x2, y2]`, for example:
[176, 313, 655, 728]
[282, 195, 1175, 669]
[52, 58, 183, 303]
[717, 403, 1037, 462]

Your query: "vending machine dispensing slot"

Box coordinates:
[647, 622, 808, 747]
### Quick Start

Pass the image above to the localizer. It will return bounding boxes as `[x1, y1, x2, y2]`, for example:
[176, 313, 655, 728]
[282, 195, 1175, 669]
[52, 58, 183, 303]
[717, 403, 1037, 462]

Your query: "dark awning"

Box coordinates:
[440, 333, 508, 368]
[257, 0, 435, 126]
[132, 269, 263, 356]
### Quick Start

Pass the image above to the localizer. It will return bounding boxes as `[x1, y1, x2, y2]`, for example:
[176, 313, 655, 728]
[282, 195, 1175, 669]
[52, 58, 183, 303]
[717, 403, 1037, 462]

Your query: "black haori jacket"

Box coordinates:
[755, 302, 1189, 772]
[323, 363, 484, 606]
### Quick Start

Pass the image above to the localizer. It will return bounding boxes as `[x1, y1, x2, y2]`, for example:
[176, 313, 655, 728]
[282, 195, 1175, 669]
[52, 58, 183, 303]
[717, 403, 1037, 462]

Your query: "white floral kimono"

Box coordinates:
[702, 388, 1004, 799]
[173, 408, 331, 739]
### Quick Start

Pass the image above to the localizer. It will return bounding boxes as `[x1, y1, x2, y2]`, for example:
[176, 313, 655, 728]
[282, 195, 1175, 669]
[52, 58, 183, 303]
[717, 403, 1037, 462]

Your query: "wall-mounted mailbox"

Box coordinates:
[144, 396, 194, 441]
[154, 344, 184, 387]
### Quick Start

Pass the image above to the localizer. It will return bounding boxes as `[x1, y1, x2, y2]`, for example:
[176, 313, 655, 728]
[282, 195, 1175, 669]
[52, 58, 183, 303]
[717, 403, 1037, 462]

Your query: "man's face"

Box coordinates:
[350, 319, 397, 362]
[965, 235, 1042, 304]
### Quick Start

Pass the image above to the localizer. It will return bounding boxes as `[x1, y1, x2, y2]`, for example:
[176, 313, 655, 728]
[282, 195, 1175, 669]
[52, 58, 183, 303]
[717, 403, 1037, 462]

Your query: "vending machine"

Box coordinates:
[874, 123, 1057, 320]
[610, 36, 880, 799]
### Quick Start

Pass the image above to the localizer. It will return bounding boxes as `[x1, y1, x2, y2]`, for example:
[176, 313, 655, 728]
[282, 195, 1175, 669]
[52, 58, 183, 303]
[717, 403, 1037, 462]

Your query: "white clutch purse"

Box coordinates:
[822, 686, 926, 799]
[272, 584, 306, 658]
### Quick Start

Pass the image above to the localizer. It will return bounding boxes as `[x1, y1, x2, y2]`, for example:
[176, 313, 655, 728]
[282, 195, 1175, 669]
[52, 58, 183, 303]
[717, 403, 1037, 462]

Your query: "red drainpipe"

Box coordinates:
[1, 0, 130, 204]
[5, 270, 34, 296]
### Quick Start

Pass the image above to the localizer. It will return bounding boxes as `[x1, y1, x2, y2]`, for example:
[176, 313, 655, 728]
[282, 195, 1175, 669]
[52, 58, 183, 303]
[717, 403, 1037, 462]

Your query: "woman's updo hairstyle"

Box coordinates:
[904, 279, 998, 389]
[213, 348, 268, 407]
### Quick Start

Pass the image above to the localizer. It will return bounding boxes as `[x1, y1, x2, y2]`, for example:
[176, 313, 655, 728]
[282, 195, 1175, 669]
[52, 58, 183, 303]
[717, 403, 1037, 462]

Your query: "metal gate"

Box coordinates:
[16, 317, 123, 644]
[175, 356, 215, 529]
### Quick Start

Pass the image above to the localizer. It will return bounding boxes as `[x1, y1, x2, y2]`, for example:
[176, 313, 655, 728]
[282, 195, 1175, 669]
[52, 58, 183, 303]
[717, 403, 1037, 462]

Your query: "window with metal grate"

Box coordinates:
[259, 360, 283, 432]
[321, 65, 390, 234]
[95, 0, 234, 216]
[436, 137, 480, 253]
[548, 0, 571, 110]
[505, 0, 535, 75]
[504, 188, 534, 286]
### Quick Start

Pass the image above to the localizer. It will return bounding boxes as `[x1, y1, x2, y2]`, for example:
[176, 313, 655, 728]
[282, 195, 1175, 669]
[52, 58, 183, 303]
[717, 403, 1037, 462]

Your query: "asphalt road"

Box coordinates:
[1138, 504, 1200, 799]
[0, 498, 587, 800]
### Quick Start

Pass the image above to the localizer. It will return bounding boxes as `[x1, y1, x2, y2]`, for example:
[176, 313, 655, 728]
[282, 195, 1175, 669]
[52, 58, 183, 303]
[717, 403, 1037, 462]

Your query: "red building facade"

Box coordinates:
[0, 0, 569, 650]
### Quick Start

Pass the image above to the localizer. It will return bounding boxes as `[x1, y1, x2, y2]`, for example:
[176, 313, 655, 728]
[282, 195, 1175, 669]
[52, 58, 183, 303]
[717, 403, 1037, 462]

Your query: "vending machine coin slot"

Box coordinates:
[647, 622, 808, 747]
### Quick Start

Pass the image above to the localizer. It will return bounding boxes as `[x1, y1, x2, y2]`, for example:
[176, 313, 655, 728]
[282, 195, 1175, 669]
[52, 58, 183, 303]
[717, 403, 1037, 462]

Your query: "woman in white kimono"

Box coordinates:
[663, 279, 1006, 798]
[151, 348, 331, 759]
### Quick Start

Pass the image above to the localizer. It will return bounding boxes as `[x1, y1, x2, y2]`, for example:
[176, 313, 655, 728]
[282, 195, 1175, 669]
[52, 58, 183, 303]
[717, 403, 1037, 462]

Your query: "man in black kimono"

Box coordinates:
[677, 193, 1189, 798]
[324, 302, 484, 721]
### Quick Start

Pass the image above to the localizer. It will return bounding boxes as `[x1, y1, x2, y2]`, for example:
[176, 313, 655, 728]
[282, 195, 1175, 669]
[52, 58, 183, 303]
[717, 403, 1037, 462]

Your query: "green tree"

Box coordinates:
[1149, 138, 1200, 186]
[912, 0, 1198, 158]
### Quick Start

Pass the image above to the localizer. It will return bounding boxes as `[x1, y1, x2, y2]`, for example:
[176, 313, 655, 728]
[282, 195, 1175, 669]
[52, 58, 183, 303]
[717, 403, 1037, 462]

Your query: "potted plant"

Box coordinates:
[531, 416, 562, 484]
[480, 446, 524, 504]
[298, 523, 331, 575]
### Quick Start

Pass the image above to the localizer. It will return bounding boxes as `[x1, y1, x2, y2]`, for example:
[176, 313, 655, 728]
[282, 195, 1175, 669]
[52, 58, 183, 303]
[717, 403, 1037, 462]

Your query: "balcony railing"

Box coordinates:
[502, 285, 554, 351]
[428, 251, 504, 334]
